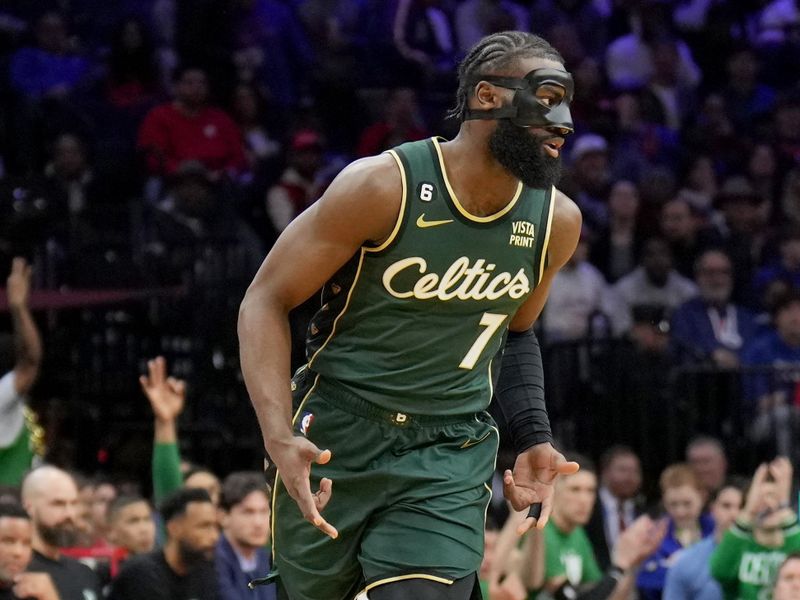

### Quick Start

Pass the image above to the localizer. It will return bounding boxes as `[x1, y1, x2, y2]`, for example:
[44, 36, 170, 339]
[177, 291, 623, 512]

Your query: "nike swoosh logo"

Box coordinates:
[416, 214, 454, 229]
[460, 431, 493, 449]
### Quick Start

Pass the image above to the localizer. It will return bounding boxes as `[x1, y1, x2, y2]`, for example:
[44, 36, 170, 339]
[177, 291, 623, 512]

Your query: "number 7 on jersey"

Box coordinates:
[459, 312, 508, 370]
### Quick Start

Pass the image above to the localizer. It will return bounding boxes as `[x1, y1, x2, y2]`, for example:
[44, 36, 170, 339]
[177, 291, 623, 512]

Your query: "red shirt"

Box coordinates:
[137, 103, 247, 176]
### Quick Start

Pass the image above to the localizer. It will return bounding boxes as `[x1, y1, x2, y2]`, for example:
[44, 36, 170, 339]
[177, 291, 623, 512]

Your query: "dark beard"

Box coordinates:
[37, 521, 78, 548]
[178, 539, 214, 568]
[488, 120, 563, 189]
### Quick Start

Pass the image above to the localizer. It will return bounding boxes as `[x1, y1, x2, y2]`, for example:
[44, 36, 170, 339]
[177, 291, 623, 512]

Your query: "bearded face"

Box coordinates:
[488, 120, 563, 189]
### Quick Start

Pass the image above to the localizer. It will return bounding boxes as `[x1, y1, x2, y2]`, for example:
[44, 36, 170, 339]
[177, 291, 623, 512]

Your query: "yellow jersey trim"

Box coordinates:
[358, 573, 455, 596]
[366, 150, 407, 253]
[432, 137, 523, 223]
[270, 373, 321, 561]
[308, 250, 366, 368]
[538, 186, 556, 285]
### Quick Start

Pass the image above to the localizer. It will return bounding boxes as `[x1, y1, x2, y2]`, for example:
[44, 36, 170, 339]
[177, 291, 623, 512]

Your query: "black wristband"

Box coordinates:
[494, 328, 553, 454]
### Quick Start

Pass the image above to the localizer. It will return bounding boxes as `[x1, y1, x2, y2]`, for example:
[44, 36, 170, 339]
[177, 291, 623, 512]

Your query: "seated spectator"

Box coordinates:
[498, 456, 665, 600]
[663, 479, 746, 600]
[541, 230, 611, 342]
[773, 553, 800, 600]
[711, 458, 800, 600]
[105, 17, 161, 110]
[560, 134, 611, 235]
[754, 229, 800, 305]
[586, 446, 644, 569]
[356, 88, 429, 158]
[0, 501, 60, 600]
[670, 249, 759, 367]
[609, 238, 698, 336]
[741, 291, 800, 462]
[718, 46, 776, 138]
[686, 436, 729, 500]
[589, 180, 644, 284]
[216, 473, 274, 600]
[229, 84, 281, 178]
[637, 464, 714, 600]
[639, 37, 699, 132]
[660, 196, 722, 279]
[0, 258, 43, 488]
[137, 66, 247, 179]
[88, 481, 117, 546]
[20, 467, 102, 599]
[107, 496, 156, 558]
[265, 130, 326, 235]
[109, 488, 218, 600]
[8, 12, 90, 101]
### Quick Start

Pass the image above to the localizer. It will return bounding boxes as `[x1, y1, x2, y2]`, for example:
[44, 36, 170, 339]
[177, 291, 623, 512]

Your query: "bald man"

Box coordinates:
[21, 467, 102, 600]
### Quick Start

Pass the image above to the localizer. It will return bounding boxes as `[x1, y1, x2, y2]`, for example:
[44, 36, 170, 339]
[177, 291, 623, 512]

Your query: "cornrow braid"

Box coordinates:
[448, 31, 565, 122]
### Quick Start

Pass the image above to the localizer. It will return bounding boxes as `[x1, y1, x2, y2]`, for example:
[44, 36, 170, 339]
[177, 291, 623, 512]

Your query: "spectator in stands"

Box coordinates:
[686, 436, 729, 500]
[774, 94, 800, 179]
[107, 496, 156, 557]
[356, 88, 429, 158]
[754, 229, 800, 304]
[586, 446, 644, 569]
[742, 291, 800, 462]
[589, 180, 644, 283]
[639, 37, 699, 132]
[105, 17, 161, 110]
[782, 167, 800, 227]
[541, 229, 610, 342]
[229, 84, 281, 179]
[8, 12, 91, 101]
[0, 258, 43, 488]
[265, 130, 326, 234]
[609, 237, 697, 336]
[560, 133, 611, 234]
[88, 481, 117, 547]
[20, 467, 102, 599]
[216, 472, 274, 600]
[718, 46, 776, 137]
[716, 176, 770, 307]
[671, 249, 759, 367]
[528, 0, 610, 60]
[140, 356, 222, 507]
[663, 478, 746, 600]
[774, 554, 800, 600]
[637, 463, 714, 600]
[392, 0, 457, 86]
[748, 143, 780, 211]
[454, 0, 529, 54]
[0, 501, 60, 600]
[508, 456, 666, 600]
[660, 195, 722, 279]
[711, 457, 800, 600]
[137, 65, 247, 179]
[109, 488, 218, 600]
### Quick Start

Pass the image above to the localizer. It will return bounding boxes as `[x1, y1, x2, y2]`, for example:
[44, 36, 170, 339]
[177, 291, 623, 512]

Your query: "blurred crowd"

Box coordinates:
[1, 0, 800, 597]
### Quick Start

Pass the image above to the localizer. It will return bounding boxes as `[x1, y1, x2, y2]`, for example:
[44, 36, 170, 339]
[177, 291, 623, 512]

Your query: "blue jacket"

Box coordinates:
[215, 533, 276, 600]
[670, 298, 759, 363]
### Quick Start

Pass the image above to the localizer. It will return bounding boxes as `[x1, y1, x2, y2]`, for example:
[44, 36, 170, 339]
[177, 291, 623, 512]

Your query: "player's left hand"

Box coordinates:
[503, 442, 579, 534]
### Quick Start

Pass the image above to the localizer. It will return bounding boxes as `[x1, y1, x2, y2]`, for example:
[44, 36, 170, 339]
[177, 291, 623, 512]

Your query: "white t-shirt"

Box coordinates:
[0, 371, 25, 446]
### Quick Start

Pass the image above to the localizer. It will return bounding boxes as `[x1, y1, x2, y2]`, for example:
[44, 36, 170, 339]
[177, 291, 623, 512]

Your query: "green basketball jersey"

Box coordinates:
[307, 137, 554, 415]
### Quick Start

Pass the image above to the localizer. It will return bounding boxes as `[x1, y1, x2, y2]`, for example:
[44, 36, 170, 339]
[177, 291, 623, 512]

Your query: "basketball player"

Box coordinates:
[239, 31, 581, 600]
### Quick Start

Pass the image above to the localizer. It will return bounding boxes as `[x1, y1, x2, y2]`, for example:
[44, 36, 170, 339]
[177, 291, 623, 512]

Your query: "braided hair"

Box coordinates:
[448, 31, 564, 122]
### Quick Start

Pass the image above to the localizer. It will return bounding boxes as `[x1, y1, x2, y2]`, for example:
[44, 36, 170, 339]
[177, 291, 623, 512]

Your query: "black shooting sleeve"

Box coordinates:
[493, 327, 552, 454]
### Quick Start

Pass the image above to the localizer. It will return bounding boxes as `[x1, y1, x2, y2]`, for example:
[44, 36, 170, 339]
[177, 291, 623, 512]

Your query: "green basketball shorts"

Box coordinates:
[272, 373, 499, 600]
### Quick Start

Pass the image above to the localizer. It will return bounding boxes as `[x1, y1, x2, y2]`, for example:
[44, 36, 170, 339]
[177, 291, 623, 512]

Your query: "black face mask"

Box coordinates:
[465, 67, 575, 133]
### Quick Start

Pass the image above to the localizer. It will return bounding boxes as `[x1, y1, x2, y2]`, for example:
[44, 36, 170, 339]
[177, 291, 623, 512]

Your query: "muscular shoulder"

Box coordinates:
[546, 188, 582, 270]
[312, 152, 403, 245]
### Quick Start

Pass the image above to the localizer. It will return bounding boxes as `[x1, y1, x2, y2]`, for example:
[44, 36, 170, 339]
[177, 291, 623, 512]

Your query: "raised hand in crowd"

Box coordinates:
[140, 356, 185, 443]
[7, 257, 32, 309]
[6, 257, 42, 396]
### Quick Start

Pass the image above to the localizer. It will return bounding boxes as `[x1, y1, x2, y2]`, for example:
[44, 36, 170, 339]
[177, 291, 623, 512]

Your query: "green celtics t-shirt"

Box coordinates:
[529, 520, 602, 599]
[710, 521, 800, 600]
[307, 137, 556, 415]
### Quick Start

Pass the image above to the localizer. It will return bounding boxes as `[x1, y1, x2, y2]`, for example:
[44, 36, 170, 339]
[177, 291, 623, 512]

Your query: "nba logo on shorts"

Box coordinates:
[300, 412, 314, 435]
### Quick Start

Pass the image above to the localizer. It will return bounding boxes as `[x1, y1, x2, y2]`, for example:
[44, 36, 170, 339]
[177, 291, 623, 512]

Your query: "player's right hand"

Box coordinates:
[270, 435, 338, 539]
